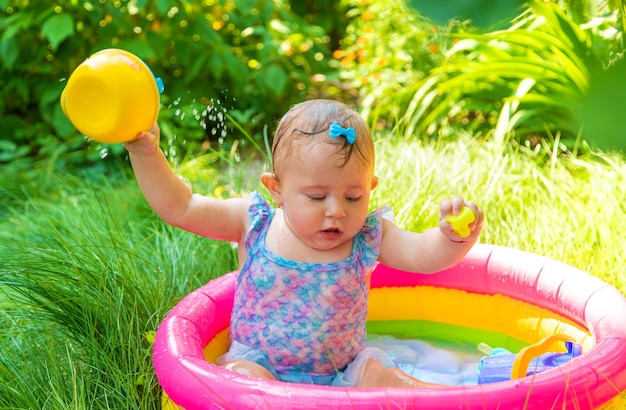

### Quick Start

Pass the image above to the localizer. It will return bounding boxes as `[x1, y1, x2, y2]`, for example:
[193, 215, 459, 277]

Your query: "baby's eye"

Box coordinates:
[346, 196, 362, 202]
[308, 195, 326, 201]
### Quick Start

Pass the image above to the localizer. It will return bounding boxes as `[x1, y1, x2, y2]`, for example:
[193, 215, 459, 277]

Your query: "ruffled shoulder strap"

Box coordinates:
[353, 205, 394, 268]
[244, 191, 274, 253]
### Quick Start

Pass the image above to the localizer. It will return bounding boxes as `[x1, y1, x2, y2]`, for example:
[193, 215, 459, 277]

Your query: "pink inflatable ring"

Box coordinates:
[153, 244, 626, 409]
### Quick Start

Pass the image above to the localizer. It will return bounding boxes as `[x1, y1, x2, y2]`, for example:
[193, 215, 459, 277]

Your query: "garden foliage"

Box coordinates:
[399, 1, 624, 148]
[1, 0, 623, 173]
[335, 0, 472, 126]
[336, 0, 623, 150]
[0, 0, 344, 171]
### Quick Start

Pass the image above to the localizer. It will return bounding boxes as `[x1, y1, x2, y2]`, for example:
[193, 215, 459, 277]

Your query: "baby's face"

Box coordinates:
[275, 141, 377, 253]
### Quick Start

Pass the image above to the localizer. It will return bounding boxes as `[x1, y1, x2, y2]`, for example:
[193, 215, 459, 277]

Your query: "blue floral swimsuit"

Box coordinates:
[219, 192, 395, 385]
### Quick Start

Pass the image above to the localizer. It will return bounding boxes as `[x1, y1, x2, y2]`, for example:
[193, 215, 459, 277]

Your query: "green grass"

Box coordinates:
[372, 133, 626, 293]
[1, 132, 625, 409]
[0, 169, 238, 409]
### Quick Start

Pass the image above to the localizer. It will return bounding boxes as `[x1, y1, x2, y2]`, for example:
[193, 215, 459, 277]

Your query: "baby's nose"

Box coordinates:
[325, 199, 346, 218]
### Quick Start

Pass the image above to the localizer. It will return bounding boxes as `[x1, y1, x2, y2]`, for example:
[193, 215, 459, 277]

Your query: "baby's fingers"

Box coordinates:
[439, 197, 483, 241]
[124, 124, 160, 156]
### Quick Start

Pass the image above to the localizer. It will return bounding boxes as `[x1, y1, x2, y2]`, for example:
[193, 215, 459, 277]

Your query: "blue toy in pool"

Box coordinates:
[478, 339, 582, 384]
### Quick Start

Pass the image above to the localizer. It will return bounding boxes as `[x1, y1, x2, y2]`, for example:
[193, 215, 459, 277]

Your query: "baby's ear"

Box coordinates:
[260, 172, 282, 204]
[371, 175, 379, 190]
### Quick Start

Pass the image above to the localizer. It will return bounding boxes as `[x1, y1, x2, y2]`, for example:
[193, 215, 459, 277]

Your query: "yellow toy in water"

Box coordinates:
[60, 48, 164, 143]
[445, 206, 475, 238]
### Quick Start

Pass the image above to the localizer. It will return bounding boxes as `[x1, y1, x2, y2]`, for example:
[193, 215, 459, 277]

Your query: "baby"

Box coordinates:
[125, 99, 483, 388]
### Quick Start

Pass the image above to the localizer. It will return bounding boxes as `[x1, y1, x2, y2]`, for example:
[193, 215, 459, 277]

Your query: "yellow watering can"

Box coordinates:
[60, 48, 164, 143]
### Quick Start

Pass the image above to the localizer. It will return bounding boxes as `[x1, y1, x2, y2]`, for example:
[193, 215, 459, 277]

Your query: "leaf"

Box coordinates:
[259, 64, 288, 97]
[514, 77, 536, 98]
[41, 13, 74, 51]
[134, 0, 150, 8]
[209, 53, 224, 81]
[223, 53, 248, 88]
[579, 58, 626, 151]
[0, 34, 19, 69]
[0, 139, 17, 152]
[189, 17, 221, 45]
[184, 53, 208, 84]
[40, 80, 65, 107]
[156, 0, 175, 15]
[115, 39, 157, 60]
[52, 105, 76, 138]
[0, 139, 29, 162]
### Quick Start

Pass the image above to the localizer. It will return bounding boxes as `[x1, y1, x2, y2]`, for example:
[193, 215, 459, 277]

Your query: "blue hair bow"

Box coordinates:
[329, 122, 356, 144]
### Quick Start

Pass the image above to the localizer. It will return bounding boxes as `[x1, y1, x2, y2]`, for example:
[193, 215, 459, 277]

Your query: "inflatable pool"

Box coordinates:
[153, 244, 626, 409]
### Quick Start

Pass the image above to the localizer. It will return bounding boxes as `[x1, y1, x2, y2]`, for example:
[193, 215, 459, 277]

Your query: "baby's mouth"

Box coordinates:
[323, 227, 341, 233]
[320, 228, 342, 240]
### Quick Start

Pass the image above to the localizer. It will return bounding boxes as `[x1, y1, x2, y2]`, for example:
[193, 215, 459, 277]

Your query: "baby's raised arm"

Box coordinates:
[125, 123, 249, 243]
[378, 195, 483, 274]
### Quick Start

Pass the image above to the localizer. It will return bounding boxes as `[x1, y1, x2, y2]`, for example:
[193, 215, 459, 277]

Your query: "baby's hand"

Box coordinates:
[124, 122, 160, 157]
[438, 195, 484, 242]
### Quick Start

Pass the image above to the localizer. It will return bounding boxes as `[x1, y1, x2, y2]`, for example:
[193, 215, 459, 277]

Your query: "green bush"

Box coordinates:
[334, 0, 624, 152]
[0, 0, 344, 171]
[334, 0, 477, 127]
[397, 0, 624, 148]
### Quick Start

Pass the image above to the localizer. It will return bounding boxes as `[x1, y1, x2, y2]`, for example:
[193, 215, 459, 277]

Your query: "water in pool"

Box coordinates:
[367, 334, 482, 385]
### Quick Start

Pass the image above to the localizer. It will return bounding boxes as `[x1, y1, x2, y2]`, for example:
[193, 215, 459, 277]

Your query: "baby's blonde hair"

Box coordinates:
[271, 99, 375, 176]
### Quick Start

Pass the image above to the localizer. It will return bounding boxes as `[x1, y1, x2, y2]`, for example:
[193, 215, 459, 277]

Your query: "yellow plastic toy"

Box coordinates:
[511, 334, 574, 379]
[445, 206, 476, 238]
[60, 48, 164, 143]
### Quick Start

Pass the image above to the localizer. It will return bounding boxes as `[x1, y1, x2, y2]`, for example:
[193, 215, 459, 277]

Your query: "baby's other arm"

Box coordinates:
[125, 123, 249, 243]
[378, 195, 483, 274]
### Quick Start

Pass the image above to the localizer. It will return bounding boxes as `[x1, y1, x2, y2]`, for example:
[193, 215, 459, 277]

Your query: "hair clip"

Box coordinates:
[329, 122, 356, 144]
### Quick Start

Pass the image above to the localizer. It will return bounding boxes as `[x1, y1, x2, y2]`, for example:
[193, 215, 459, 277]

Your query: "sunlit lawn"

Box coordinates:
[372, 133, 626, 293]
[1, 131, 625, 408]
